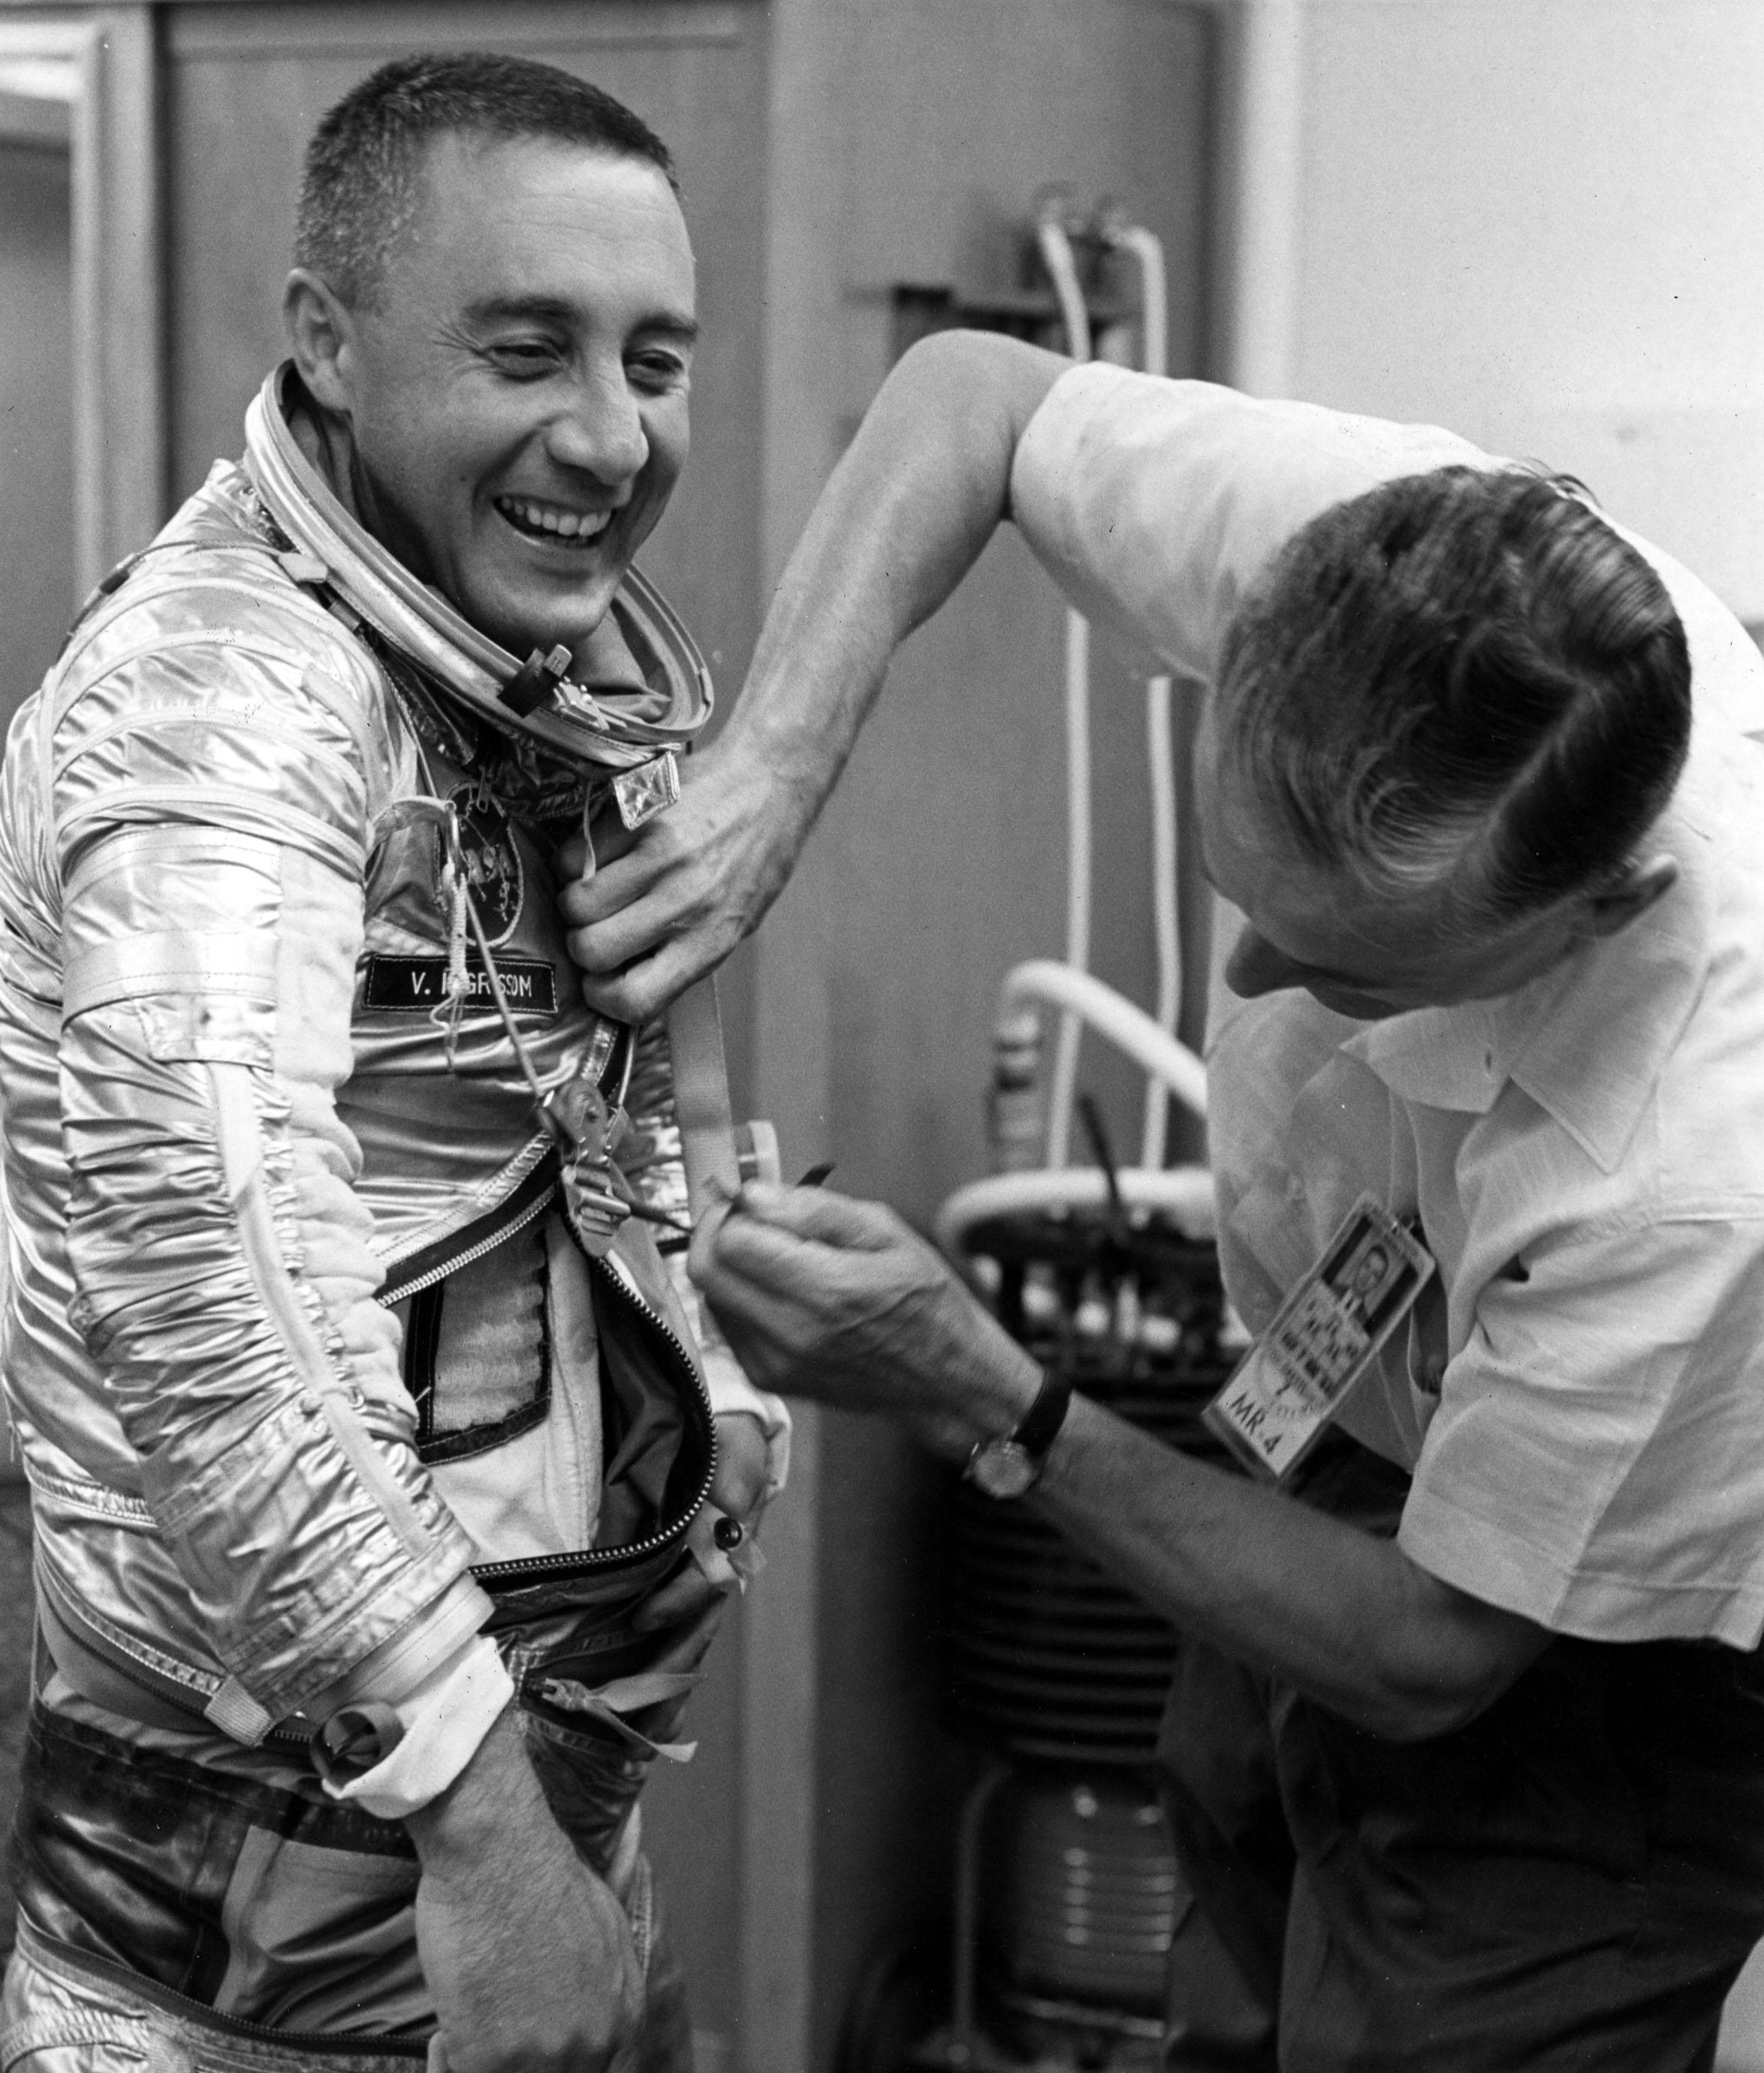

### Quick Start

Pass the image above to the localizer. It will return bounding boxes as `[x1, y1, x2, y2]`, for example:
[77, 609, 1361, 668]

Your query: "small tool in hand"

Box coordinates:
[622, 1198, 695, 1239]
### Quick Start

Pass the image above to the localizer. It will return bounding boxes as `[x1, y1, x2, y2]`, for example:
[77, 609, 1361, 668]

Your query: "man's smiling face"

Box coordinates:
[315, 130, 696, 658]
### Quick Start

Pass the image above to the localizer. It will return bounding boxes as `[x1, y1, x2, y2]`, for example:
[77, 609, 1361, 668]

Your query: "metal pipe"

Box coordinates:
[1034, 205, 1095, 1172]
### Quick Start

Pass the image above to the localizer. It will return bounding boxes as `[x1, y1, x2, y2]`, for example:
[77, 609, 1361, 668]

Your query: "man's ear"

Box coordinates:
[282, 268, 357, 416]
[1583, 852, 1679, 940]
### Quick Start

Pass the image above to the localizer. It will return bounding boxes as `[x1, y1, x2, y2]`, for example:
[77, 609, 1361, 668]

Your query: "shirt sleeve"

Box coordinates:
[1400, 1212, 1764, 1649]
[1007, 364, 1492, 686]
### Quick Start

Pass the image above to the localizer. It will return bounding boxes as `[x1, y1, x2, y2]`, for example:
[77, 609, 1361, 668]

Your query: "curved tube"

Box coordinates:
[1048, 608, 1091, 1169]
[1103, 222, 1181, 1169]
[1000, 959, 1208, 1123]
[949, 1758, 1013, 2047]
[1112, 223, 1168, 379]
[1035, 210, 1094, 364]
[1141, 671, 1180, 1169]
[1036, 214, 1096, 1170]
[934, 1165, 1217, 1263]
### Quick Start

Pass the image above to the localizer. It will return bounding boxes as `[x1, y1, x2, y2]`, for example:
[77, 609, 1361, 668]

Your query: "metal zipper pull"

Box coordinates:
[540, 1077, 629, 1258]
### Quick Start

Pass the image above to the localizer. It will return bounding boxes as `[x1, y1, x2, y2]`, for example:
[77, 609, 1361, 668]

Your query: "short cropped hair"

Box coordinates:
[1217, 466, 1692, 931]
[294, 52, 677, 309]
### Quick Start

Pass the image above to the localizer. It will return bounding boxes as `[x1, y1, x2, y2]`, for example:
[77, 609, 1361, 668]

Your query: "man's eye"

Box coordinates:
[487, 339, 561, 375]
[629, 350, 689, 391]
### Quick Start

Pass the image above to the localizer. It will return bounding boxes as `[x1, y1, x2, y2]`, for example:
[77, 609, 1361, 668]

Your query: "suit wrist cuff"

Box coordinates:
[315, 1634, 513, 1821]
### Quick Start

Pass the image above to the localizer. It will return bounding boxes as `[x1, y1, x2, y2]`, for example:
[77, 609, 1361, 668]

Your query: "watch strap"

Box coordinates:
[1006, 1367, 1073, 1462]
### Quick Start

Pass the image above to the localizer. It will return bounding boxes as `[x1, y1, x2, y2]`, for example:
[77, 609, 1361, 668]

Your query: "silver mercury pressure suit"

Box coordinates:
[0, 364, 781, 2068]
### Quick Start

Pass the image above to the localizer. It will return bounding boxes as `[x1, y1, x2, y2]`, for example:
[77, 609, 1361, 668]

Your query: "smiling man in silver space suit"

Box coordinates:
[0, 51, 786, 2073]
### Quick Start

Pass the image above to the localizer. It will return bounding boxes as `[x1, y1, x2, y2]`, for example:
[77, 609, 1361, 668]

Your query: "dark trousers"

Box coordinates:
[1156, 1439, 1764, 2071]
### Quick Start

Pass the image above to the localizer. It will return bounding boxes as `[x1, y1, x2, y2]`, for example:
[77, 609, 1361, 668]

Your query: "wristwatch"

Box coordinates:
[962, 1369, 1074, 1499]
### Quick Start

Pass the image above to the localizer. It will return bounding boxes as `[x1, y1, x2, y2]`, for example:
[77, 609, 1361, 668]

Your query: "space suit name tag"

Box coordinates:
[363, 955, 557, 1017]
[1203, 1195, 1434, 1484]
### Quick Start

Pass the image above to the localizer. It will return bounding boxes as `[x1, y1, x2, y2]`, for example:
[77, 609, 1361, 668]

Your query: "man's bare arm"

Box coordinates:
[561, 331, 1069, 1023]
[408, 1706, 644, 2072]
[689, 1185, 1551, 1743]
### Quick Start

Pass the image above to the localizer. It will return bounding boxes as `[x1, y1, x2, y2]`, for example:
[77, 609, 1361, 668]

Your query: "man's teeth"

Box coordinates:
[496, 497, 611, 542]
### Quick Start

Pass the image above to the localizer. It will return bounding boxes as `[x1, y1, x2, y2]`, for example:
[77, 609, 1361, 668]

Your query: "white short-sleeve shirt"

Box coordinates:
[1011, 362, 1764, 1648]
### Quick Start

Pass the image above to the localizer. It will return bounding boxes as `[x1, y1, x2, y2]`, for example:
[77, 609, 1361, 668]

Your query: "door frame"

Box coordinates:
[0, 7, 161, 591]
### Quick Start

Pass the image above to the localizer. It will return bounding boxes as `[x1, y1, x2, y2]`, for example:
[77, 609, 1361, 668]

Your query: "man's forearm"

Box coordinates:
[692, 1186, 1551, 1743]
[1029, 1394, 1548, 1741]
[409, 1703, 644, 2072]
[724, 330, 1069, 842]
[906, 1320, 1545, 1739]
[562, 333, 1072, 1021]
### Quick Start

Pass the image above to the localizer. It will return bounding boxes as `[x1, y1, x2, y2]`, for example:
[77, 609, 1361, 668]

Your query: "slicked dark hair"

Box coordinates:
[1218, 466, 1691, 934]
[294, 51, 677, 309]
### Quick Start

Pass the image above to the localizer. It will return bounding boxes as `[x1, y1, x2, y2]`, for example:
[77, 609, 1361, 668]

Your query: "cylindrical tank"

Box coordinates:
[985, 1772, 1181, 2016]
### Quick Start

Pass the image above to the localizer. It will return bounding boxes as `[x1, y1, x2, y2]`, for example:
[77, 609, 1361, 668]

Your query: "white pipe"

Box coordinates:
[1113, 224, 1168, 379]
[935, 1166, 1217, 1266]
[1035, 216, 1096, 1170]
[1141, 671, 1180, 1168]
[1000, 959, 1208, 1124]
[1105, 222, 1181, 1170]
[1047, 608, 1091, 1169]
[1225, 0, 1306, 400]
[1036, 210, 1093, 365]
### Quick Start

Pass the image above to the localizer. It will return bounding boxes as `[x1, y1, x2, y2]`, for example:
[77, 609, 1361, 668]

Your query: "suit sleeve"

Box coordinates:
[53, 596, 491, 1730]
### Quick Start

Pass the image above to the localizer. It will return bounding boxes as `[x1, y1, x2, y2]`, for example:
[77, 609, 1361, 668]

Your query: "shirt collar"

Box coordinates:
[1341, 754, 1718, 1174]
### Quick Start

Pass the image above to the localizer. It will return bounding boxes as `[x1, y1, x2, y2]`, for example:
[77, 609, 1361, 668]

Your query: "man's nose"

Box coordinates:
[1224, 925, 1307, 999]
[547, 362, 649, 484]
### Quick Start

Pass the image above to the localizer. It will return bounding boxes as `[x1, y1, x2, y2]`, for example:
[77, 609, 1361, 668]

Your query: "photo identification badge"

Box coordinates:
[1203, 1195, 1435, 1483]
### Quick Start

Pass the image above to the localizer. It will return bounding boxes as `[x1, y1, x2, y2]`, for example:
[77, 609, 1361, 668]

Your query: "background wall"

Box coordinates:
[742, 5, 1215, 2066]
[0, 128, 74, 735]
[0, 122, 65, 1960]
[1268, 0, 1764, 620]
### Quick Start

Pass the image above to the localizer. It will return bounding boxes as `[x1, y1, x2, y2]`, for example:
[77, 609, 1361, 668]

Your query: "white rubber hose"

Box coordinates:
[1000, 959, 1208, 1124]
[1104, 223, 1181, 1172]
[1036, 216, 1094, 1172]
[946, 961, 1212, 1266]
[1116, 223, 1168, 378]
[1141, 669, 1180, 1167]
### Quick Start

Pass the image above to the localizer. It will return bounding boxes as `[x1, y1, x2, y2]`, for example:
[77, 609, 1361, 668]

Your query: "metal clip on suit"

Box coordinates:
[613, 750, 682, 830]
[500, 641, 573, 716]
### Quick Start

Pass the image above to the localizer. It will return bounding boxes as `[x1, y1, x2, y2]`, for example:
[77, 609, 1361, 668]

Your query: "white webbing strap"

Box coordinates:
[665, 975, 741, 1218]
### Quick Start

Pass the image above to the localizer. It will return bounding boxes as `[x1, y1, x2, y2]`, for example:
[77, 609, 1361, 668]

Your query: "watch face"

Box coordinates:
[967, 1438, 1040, 1501]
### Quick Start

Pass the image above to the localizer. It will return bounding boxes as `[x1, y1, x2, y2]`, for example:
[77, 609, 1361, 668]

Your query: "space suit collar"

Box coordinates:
[243, 361, 713, 772]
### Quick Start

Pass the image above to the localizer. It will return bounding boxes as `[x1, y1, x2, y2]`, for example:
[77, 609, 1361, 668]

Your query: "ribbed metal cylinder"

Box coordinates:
[945, 1215, 1235, 1766]
[985, 1773, 1181, 2015]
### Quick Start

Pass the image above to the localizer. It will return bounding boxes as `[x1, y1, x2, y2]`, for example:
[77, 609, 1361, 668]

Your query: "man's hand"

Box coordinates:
[632, 1409, 772, 1632]
[707, 1405, 773, 1523]
[687, 1184, 1039, 1460]
[409, 1704, 644, 2072]
[687, 1182, 1552, 1740]
[554, 335, 1069, 1027]
[559, 738, 812, 1025]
